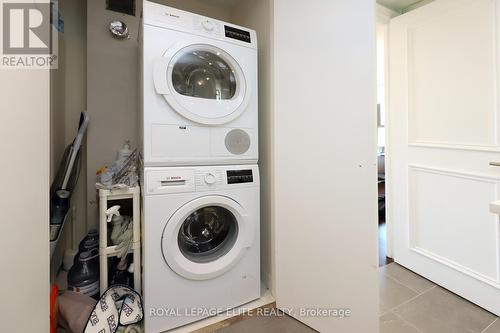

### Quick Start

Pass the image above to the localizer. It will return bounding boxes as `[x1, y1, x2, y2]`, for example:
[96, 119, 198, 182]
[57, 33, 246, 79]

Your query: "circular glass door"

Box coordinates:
[161, 196, 253, 281]
[178, 206, 238, 263]
[172, 51, 237, 100]
[154, 44, 250, 125]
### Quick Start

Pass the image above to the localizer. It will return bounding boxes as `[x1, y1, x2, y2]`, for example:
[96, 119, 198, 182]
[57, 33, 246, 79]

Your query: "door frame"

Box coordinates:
[376, 4, 398, 259]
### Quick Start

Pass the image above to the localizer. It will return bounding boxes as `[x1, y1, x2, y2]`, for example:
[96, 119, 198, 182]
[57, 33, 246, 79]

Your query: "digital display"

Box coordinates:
[227, 170, 253, 184]
[224, 25, 251, 43]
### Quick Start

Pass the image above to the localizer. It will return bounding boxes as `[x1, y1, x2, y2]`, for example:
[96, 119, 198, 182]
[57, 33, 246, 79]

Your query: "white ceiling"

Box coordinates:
[208, 0, 426, 12]
[159, 0, 428, 14]
[160, 0, 428, 14]
[377, 0, 423, 11]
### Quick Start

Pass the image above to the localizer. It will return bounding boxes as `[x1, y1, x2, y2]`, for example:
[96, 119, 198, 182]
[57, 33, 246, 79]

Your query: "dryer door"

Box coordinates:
[161, 195, 254, 280]
[153, 42, 250, 125]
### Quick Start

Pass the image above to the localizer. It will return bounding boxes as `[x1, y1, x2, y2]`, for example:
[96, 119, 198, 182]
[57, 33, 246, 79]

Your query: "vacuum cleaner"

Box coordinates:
[50, 112, 90, 254]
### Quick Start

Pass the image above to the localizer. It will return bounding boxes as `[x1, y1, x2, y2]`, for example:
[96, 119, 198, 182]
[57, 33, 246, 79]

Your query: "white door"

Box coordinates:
[389, 0, 500, 315]
[273, 0, 379, 332]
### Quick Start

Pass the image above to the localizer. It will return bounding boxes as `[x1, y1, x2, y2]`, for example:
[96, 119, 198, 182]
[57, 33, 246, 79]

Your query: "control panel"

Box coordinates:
[224, 25, 251, 43]
[144, 1, 257, 48]
[195, 17, 222, 35]
[227, 169, 253, 184]
[145, 166, 258, 195]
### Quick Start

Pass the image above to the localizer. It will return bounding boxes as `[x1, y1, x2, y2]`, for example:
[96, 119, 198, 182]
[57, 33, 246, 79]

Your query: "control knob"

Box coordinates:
[201, 20, 215, 32]
[205, 173, 216, 185]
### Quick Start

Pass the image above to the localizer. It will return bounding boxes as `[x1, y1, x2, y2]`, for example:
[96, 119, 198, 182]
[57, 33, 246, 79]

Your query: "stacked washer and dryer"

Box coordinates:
[140, 1, 260, 332]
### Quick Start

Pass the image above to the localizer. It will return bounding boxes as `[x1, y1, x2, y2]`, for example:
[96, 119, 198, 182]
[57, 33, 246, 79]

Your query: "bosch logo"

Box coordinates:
[164, 12, 180, 19]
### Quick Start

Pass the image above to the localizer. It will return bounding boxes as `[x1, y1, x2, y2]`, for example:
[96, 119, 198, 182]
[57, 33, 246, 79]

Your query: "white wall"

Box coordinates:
[273, 0, 379, 331]
[230, 0, 274, 294]
[0, 69, 50, 331]
[86, 0, 233, 228]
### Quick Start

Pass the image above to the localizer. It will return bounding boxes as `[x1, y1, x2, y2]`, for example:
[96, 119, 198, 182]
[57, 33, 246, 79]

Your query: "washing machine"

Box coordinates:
[142, 165, 260, 332]
[140, 1, 258, 167]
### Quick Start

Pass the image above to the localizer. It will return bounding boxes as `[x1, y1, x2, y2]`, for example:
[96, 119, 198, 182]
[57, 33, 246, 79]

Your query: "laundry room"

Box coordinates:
[48, 0, 276, 332]
[45, 0, 377, 331]
[5, 0, 424, 332]
[6, 0, 500, 332]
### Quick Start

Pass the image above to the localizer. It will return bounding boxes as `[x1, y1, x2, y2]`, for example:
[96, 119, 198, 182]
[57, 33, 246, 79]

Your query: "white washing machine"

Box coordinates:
[140, 1, 258, 167]
[142, 165, 260, 332]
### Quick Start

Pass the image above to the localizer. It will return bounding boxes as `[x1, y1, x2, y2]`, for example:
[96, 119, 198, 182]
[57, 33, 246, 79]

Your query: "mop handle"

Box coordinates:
[62, 112, 89, 190]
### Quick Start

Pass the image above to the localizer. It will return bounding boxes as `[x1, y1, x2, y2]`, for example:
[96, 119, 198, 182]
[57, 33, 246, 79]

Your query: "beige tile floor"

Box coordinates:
[215, 263, 500, 333]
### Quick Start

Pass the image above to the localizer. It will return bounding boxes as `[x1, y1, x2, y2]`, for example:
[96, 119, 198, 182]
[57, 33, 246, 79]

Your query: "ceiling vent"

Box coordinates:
[106, 0, 135, 16]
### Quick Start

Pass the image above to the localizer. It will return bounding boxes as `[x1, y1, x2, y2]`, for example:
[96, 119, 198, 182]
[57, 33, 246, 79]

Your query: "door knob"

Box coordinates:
[489, 162, 500, 167]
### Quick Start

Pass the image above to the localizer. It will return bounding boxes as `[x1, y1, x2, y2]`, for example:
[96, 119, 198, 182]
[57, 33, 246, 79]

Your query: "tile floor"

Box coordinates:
[216, 314, 317, 333]
[379, 263, 499, 333]
[215, 263, 500, 333]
